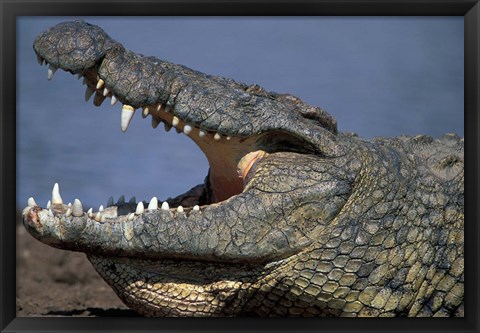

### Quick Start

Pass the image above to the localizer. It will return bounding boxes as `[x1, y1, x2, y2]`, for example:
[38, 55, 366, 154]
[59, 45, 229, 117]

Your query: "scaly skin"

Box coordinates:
[23, 21, 464, 317]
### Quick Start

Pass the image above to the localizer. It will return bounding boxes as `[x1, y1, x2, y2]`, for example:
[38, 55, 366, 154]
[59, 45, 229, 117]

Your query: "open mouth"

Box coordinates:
[32, 51, 328, 239]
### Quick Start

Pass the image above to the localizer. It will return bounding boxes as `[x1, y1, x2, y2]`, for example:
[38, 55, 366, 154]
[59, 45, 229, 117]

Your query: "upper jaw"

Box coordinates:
[34, 20, 341, 159]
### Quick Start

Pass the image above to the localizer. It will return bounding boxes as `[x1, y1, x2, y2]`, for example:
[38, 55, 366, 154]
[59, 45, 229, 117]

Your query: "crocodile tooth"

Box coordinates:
[111, 95, 118, 106]
[148, 197, 158, 210]
[117, 195, 125, 205]
[87, 208, 93, 218]
[27, 197, 37, 207]
[142, 107, 149, 118]
[65, 208, 72, 217]
[36, 55, 44, 65]
[96, 79, 105, 89]
[127, 213, 135, 221]
[172, 116, 180, 128]
[67, 202, 72, 208]
[103, 87, 110, 97]
[214, 133, 221, 141]
[95, 212, 102, 222]
[226, 136, 231, 141]
[129, 196, 136, 204]
[161, 201, 169, 211]
[199, 130, 206, 138]
[193, 205, 200, 211]
[46, 200, 51, 209]
[177, 206, 184, 213]
[183, 125, 192, 135]
[48, 209, 54, 216]
[164, 123, 172, 132]
[152, 117, 160, 129]
[156, 104, 163, 112]
[121, 105, 136, 132]
[135, 202, 144, 215]
[72, 199, 83, 217]
[107, 196, 114, 207]
[85, 87, 95, 101]
[47, 65, 57, 80]
[99, 205, 104, 212]
[52, 183, 63, 204]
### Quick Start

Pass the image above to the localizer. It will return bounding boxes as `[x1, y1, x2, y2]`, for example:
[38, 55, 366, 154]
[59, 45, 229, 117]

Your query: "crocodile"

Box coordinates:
[22, 20, 464, 317]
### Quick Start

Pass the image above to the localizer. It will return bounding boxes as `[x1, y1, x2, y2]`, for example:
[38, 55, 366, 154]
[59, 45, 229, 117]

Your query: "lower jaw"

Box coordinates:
[87, 254, 255, 317]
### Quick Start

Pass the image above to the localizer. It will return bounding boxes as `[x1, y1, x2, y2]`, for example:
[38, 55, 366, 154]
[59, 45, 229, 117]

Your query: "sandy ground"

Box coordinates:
[16, 211, 139, 317]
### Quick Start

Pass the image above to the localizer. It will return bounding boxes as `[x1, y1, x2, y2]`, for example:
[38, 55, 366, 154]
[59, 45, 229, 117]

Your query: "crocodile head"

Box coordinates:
[23, 21, 366, 316]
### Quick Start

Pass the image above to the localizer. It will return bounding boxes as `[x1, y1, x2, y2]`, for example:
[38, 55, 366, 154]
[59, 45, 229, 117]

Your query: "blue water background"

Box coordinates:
[17, 17, 464, 209]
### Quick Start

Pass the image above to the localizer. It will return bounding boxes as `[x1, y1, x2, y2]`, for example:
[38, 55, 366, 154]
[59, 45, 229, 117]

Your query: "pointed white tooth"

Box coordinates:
[129, 196, 136, 204]
[102, 87, 110, 97]
[85, 86, 95, 101]
[164, 123, 172, 132]
[111, 95, 118, 106]
[48, 209, 54, 216]
[152, 117, 160, 129]
[36, 55, 44, 65]
[135, 202, 144, 215]
[46, 200, 51, 209]
[142, 107, 149, 118]
[156, 104, 163, 112]
[199, 130, 206, 138]
[27, 197, 37, 207]
[47, 65, 57, 80]
[128, 213, 135, 221]
[183, 124, 192, 135]
[96, 79, 104, 89]
[68, 202, 72, 208]
[177, 206, 184, 213]
[87, 208, 93, 218]
[226, 136, 231, 141]
[52, 183, 63, 204]
[214, 133, 221, 141]
[99, 205, 104, 212]
[148, 197, 158, 210]
[161, 201, 169, 211]
[107, 196, 114, 207]
[117, 195, 125, 205]
[72, 199, 83, 217]
[65, 208, 72, 217]
[121, 105, 136, 132]
[95, 212, 102, 222]
[193, 205, 200, 211]
[172, 116, 180, 128]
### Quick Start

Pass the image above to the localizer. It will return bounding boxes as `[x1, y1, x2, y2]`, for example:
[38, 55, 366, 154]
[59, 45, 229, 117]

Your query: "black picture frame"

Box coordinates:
[1, 1, 478, 332]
